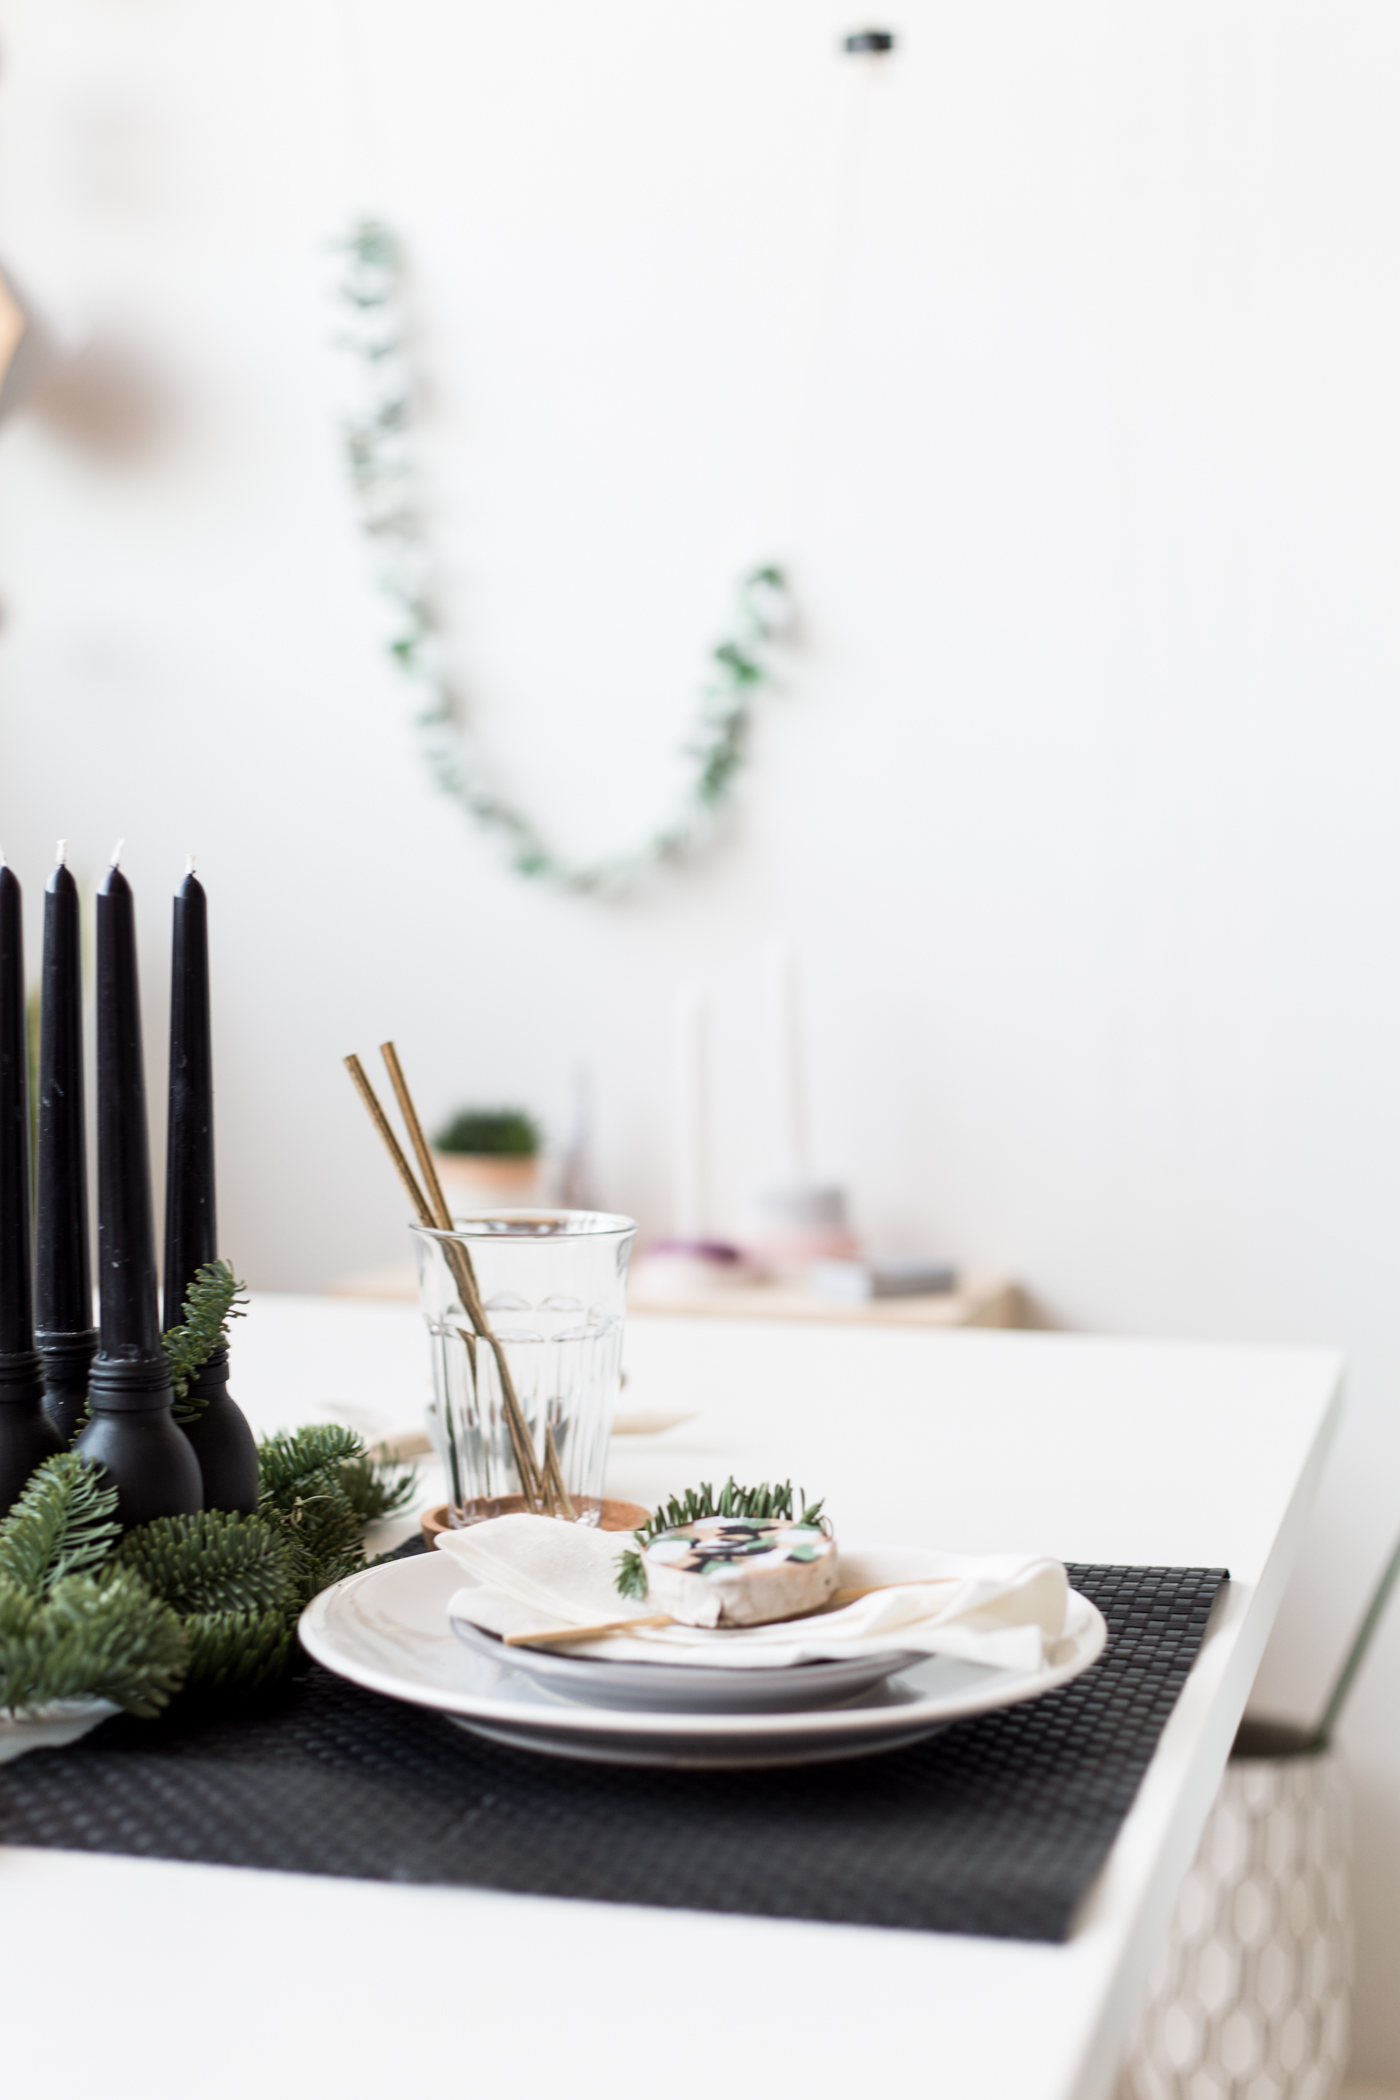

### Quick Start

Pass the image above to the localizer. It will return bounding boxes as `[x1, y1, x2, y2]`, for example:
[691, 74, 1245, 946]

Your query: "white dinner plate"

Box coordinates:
[300, 1550, 1109, 1770]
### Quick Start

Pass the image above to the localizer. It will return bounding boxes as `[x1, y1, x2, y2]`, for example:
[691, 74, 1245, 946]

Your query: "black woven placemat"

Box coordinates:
[0, 1560, 1225, 1941]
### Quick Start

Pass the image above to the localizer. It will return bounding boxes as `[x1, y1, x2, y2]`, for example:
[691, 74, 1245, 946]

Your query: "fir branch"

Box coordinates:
[257, 1421, 364, 1500]
[178, 1608, 292, 1705]
[615, 1477, 828, 1600]
[121, 1509, 300, 1708]
[256, 1423, 401, 1606]
[162, 1259, 248, 1418]
[0, 1453, 122, 1597]
[338, 1451, 419, 1524]
[117, 1511, 297, 1620]
[0, 1567, 187, 1719]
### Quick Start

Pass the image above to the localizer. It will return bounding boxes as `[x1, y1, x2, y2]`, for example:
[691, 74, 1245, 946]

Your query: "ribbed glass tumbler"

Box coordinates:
[412, 1210, 637, 1526]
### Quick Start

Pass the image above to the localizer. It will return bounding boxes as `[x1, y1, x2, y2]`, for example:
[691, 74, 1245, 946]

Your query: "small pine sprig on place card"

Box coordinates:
[615, 1477, 828, 1600]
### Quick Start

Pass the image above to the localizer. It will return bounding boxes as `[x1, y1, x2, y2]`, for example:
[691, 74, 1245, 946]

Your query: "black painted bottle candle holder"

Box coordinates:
[77, 1358, 203, 1528]
[177, 1346, 258, 1514]
[33, 1330, 98, 1445]
[0, 1352, 62, 1515]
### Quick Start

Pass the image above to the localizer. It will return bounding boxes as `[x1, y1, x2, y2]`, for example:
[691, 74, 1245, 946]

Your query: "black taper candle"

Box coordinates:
[0, 860, 62, 1509]
[75, 854, 201, 1525]
[35, 853, 98, 1439]
[163, 865, 257, 1512]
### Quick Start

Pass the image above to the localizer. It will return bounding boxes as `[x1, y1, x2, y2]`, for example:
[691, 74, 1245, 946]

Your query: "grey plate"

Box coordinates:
[448, 1615, 924, 1713]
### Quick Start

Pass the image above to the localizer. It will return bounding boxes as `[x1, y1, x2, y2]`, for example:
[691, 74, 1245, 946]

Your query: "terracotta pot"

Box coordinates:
[420, 1496, 649, 1541]
[430, 1152, 542, 1214]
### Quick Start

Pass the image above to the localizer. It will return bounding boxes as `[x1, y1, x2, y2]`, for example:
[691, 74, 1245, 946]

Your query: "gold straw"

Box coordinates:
[344, 1056, 433, 1224]
[379, 1040, 452, 1230]
[544, 1424, 576, 1521]
[346, 1046, 547, 1512]
[456, 1326, 542, 1508]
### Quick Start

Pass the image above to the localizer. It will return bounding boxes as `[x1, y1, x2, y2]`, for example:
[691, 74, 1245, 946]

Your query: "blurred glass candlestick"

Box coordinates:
[768, 940, 809, 1185]
[673, 983, 707, 1242]
[633, 984, 751, 1300]
[750, 941, 857, 1281]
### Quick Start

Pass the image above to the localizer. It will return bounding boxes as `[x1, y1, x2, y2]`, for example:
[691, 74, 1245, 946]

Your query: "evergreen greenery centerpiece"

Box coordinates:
[1, 1257, 416, 1737]
[0, 1424, 415, 1731]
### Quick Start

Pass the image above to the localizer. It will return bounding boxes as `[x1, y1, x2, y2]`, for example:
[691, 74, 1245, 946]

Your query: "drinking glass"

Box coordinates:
[411, 1210, 637, 1526]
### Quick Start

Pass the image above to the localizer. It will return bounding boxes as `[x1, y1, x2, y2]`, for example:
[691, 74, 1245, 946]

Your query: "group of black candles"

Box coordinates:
[0, 849, 257, 1526]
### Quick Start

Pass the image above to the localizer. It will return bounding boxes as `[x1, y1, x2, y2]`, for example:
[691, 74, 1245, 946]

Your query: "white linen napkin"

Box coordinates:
[436, 1514, 1086, 1672]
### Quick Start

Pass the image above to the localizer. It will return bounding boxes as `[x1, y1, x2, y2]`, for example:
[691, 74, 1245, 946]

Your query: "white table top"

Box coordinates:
[2, 1296, 1341, 2100]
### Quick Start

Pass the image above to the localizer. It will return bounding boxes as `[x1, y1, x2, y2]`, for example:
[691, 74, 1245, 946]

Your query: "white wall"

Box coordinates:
[2, 0, 1399, 2071]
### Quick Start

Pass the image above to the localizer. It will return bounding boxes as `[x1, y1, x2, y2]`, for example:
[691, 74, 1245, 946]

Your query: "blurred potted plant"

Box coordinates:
[431, 1108, 543, 1213]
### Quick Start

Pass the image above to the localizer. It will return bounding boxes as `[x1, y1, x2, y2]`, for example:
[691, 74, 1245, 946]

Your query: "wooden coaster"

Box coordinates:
[420, 1496, 650, 1545]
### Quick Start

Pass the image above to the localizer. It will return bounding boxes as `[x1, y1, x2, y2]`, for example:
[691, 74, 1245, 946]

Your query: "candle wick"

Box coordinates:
[110, 839, 124, 868]
[186, 851, 196, 875]
[56, 839, 67, 866]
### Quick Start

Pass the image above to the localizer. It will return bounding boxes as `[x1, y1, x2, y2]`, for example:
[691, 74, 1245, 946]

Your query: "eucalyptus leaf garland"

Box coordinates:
[332, 219, 792, 895]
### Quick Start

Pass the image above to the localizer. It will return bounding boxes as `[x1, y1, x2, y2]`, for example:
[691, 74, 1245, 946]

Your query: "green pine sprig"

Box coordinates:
[256, 1423, 417, 1608]
[338, 1448, 420, 1527]
[116, 1509, 300, 1707]
[116, 1511, 300, 1705]
[0, 1568, 189, 1718]
[117, 1509, 298, 1619]
[178, 1607, 294, 1705]
[162, 1259, 249, 1420]
[0, 1456, 185, 1717]
[0, 1452, 123, 1597]
[615, 1477, 827, 1601]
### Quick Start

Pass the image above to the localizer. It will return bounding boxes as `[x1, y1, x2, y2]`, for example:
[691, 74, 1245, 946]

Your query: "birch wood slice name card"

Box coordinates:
[0, 856, 62, 1512]
[163, 860, 257, 1512]
[35, 847, 98, 1440]
[76, 849, 202, 1527]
